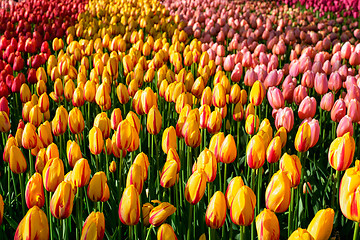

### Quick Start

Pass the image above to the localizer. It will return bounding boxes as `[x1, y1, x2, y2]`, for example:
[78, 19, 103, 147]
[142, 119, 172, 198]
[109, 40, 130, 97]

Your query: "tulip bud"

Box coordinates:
[52, 106, 68, 136]
[329, 132, 355, 171]
[256, 209, 280, 240]
[14, 206, 49, 240]
[298, 96, 316, 120]
[68, 107, 85, 135]
[212, 83, 226, 108]
[157, 223, 178, 240]
[265, 170, 291, 213]
[320, 92, 334, 111]
[230, 186, 256, 226]
[266, 136, 282, 164]
[95, 83, 111, 111]
[279, 153, 302, 188]
[73, 158, 91, 188]
[38, 122, 53, 147]
[219, 134, 237, 164]
[294, 122, 312, 152]
[42, 157, 64, 192]
[87, 171, 108, 202]
[50, 181, 75, 219]
[66, 140, 82, 168]
[275, 107, 294, 132]
[247, 135, 266, 169]
[225, 176, 245, 209]
[147, 106, 162, 135]
[205, 191, 227, 229]
[162, 126, 177, 154]
[22, 123, 38, 150]
[9, 145, 27, 174]
[245, 114, 259, 135]
[142, 203, 154, 227]
[94, 112, 111, 139]
[337, 115, 354, 137]
[149, 202, 176, 227]
[195, 149, 217, 182]
[288, 228, 314, 240]
[331, 99, 346, 122]
[119, 185, 140, 225]
[185, 170, 208, 205]
[29, 105, 42, 128]
[25, 173, 45, 209]
[250, 81, 265, 106]
[116, 119, 133, 151]
[207, 111, 222, 134]
[307, 208, 334, 240]
[81, 212, 105, 240]
[89, 126, 104, 155]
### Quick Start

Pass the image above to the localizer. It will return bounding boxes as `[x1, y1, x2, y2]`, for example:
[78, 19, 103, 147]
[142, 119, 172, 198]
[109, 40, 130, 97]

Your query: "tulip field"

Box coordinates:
[3, 0, 360, 239]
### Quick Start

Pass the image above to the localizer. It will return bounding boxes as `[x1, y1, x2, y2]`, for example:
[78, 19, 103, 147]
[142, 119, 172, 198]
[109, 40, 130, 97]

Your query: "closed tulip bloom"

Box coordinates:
[38, 122, 53, 147]
[279, 153, 302, 188]
[157, 223, 178, 240]
[110, 108, 123, 131]
[303, 118, 320, 147]
[314, 73, 328, 95]
[67, 140, 82, 168]
[329, 132, 355, 171]
[84, 80, 96, 103]
[94, 112, 111, 139]
[38, 93, 50, 113]
[288, 228, 314, 240]
[14, 206, 49, 240]
[119, 185, 140, 225]
[265, 170, 291, 213]
[267, 87, 284, 109]
[199, 105, 211, 129]
[275, 107, 294, 132]
[127, 127, 139, 152]
[250, 81, 265, 106]
[116, 119, 133, 150]
[29, 105, 42, 128]
[207, 111, 222, 134]
[25, 172, 45, 208]
[247, 135, 266, 169]
[184, 121, 201, 148]
[331, 99, 346, 122]
[43, 157, 64, 192]
[256, 209, 280, 240]
[134, 152, 150, 180]
[162, 126, 177, 154]
[95, 83, 111, 111]
[294, 122, 312, 152]
[307, 208, 334, 240]
[298, 97, 317, 119]
[126, 163, 144, 193]
[225, 176, 245, 208]
[141, 87, 157, 114]
[209, 132, 225, 161]
[205, 191, 227, 229]
[50, 181, 75, 219]
[245, 114, 260, 135]
[201, 87, 212, 106]
[195, 149, 217, 182]
[142, 203, 154, 226]
[45, 143, 59, 160]
[87, 172, 108, 202]
[230, 84, 241, 104]
[347, 99, 360, 122]
[337, 115, 354, 137]
[185, 170, 208, 205]
[89, 126, 104, 155]
[22, 122, 38, 150]
[0, 111, 10, 132]
[81, 212, 105, 240]
[68, 107, 85, 134]
[52, 106, 68, 136]
[35, 149, 47, 174]
[9, 145, 27, 174]
[147, 106, 162, 135]
[73, 158, 91, 188]
[149, 202, 176, 227]
[219, 134, 237, 164]
[160, 159, 178, 188]
[212, 83, 226, 108]
[230, 185, 256, 226]
[266, 136, 282, 164]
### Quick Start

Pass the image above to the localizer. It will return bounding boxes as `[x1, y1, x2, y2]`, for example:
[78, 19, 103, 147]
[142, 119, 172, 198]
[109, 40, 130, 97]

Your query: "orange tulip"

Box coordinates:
[162, 126, 177, 154]
[226, 176, 245, 208]
[9, 145, 27, 174]
[116, 119, 133, 150]
[209, 132, 225, 161]
[81, 212, 105, 240]
[67, 140, 82, 168]
[230, 186, 256, 226]
[185, 170, 207, 205]
[256, 209, 280, 240]
[89, 126, 104, 155]
[246, 135, 266, 169]
[157, 223, 178, 240]
[265, 170, 291, 213]
[22, 122, 38, 150]
[294, 122, 311, 152]
[279, 153, 302, 188]
[149, 202, 176, 227]
[42, 157, 64, 192]
[72, 158, 91, 188]
[68, 107, 85, 134]
[118, 185, 140, 225]
[50, 181, 75, 219]
[205, 191, 227, 229]
[249, 81, 265, 106]
[52, 106, 68, 136]
[14, 206, 49, 240]
[25, 172, 45, 208]
[147, 106, 162, 135]
[126, 163, 144, 194]
[160, 159, 178, 188]
[219, 134, 237, 164]
[87, 172, 108, 202]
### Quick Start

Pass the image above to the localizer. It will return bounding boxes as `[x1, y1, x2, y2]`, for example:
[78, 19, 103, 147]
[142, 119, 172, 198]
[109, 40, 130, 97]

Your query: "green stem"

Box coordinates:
[251, 169, 256, 191]
[29, 150, 34, 177]
[19, 173, 25, 216]
[78, 188, 83, 238]
[119, 154, 123, 201]
[223, 164, 228, 193]
[354, 222, 359, 240]
[240, 226, 244, 240]
[104, 142, 109, 180]
[145, 225, 154, 240]
[288, 188, 295, 237]
[256, 168, 262, 215]
[49, 192, 54, 240]
[187, 204, 194, 240]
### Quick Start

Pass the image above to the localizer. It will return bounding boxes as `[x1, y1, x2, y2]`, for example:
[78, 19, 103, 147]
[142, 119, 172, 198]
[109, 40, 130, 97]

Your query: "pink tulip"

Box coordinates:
[328, 72, 342, 93]
[293, 85, 308, 105]
[320, 92, 335, 111]
[267, 87, 284, 109]
[337, 115, 354, 137]
[298, 96, 317, 119]
[347, 99, 360, 122]
[231, 63, 242, 82]
[275, 107, 294, 132]
[301, 70, 315, 89]
[314, 73, 328, 95]
[331, 99, 347, 122]
[301, 118, 320, 148]
[341, 42, 352, 60]
[244, 68, 257, 87]
[223, 55, 235, 72]
[282, 75, 296, 103]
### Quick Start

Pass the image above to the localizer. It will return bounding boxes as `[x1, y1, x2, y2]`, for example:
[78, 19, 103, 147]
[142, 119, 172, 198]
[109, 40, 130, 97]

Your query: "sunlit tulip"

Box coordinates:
[111, 108, 123, 131]
[288, 228, 314, 240]
[157, 223, 178, 240]
[185, 170, 207, 205]
[84, 80, 96, 103]
[25, 173, 45, 208]
[66, 140, 82, 168]
[209, 132, 225, 161]
[162, 126, 177, 154]
[347, 99, 360, 123]
[126, 163, 144, 194]
[81, 212, 105, 240]
[212, 83, 226, 108]
[320, 92, 334, 112]
[275, 107, 294, 132]
[247, 135, 266, 169]
[250, 81, 265, 106]
[116, 119, 133, 150]
[267, 87, 284, 109]
[89, 126, 104, 155]
[87, 172, 108, 202]
[279, 153, 302, 188]
[225, 177, 245, 209]
[331, 99, 346, 122]
[307, 208, 334, 240]
[337, 115, 354, 137]
[328, 132, 355, 171]
[230, 186, 256, 226]
[22, 123, 37, 150]
[266, 136, 282, 164]
[294, 122, 311, 152]
[38, 122, 53, 147]
[3, 136, 17, 163]
[265, 170, 291, 213]
[14, 206, 49, 240]
[205, 191, 227, 229]
[9, 145, 27, 174]
[195, 149, 217, 182]
[149, 202, 176, 227]
[94, 112, 111, 139]
[147, 106, 162, 135]
[184, 121, 201, 148]
[245, 114, 259, 135]
[160, 159, 178, 188]
[29, 105, 42, 127]
[73, 158, 91, 188]
[42, 157, 64, 192]
[50, 181, 75, 219]
[141, 87, 157, 114]
[52, 106, 68, 136]
[142, 203, 154, 227]
[119, 185, 140, 226]
[230, 84, 241, 104]
[126, 111, 141, 134]
[68, 107, 85, 134]
[219, 134, 237, 164]
[256, 209, 280, 240]
[207, 111, 222, 134]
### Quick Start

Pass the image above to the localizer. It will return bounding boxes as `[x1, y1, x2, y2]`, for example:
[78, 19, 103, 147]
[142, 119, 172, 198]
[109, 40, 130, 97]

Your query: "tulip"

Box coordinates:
[50, 181, 75, 219]
[230, 84, 241, 104]
[157, 223, 178, 240]
[14, 206, 49, 240]
[212, 83, 226, 108]
[209, 132, 225, 161]
[126, 111, 141, 134]
[184, 121, 201, 148]
[185, 170, 208, 205]
[256, 209, 280, 240]
[116, 119, 133, 150]
[22, 122, 38, 150]
[84, 80, 96, 103]
[95, 83, 111, 111]
[205, 191, 227, 229]
[119, 185, 140, 225]
[67, 140, 82, 168]
[147, 106, 162, 135]
[207, 111, 222, 134]
[201, 87, 212, 106]
[247, 135, 266, 169]
[126, 163, 144, 193]
[142, 203, 154, 227]
[38, 122, 53, 147]
[279, 153, 302, 188]
[307, 208, 334, 240]
[250, 81, 265, 106]
[288, 228, 314, 240]
[266, 136, 282, 164]
[331, 99, 346, 122]
[52, 106, 68, 136]
[302, 118, 320, 148]
[162, 126, 177, 154]
[219, 134, 237, 164]
[265, 170, 291, 213]
[111, 108, 123, 131]
[245, 114, 260, 135]
[160, 159, 178, 188]
[329, 132, 355, 171]
[73, 158, 91, 188]
[9, 145, 27, 174]
[38, 93, 50, 113]
[42, 157, 64, 192]
[267, 87, 284, 109]
[133, 152, 150, 180]
[45, 143, 59, 160]
[230, 186, 256, 226]
[337, 115, 354, 137]
[225, 176, 245, 209]
[347, 99, 360, 123]
[275, 107, 294, 132]
[25, 172, 45, 209]
[29, 105, 42, 127]
[89, 126, 104, 155]
[0, 194, 3, 225]
[298, 97, 317, 119]
[68, 107, 85, 135]
[314, 73, 328, 95]
[87, 172, 108, 202]
[199, 105, 211, 129]
[149, 202, 176, 227]
[195, 149, 217, 182]
[294, 122, 312, 152]
[81, 212, 105, 240]
[94, 112, 111, 139]
[141, 87, 157, 114]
